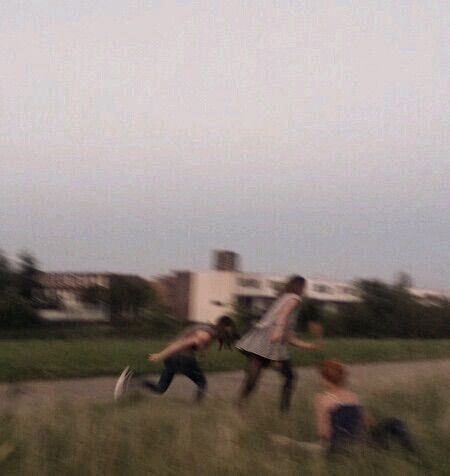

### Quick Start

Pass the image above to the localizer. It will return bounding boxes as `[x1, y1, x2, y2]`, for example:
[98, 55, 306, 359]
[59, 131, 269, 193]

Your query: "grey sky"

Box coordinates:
[1, 1, 449, 289]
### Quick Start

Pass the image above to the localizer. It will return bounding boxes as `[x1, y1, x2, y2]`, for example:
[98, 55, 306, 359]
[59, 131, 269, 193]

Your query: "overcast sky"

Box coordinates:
[1, 1, 449, 289]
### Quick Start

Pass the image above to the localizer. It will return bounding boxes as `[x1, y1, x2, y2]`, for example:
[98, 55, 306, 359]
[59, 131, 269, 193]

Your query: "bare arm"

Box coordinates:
[287, 332, 322, 350]
[308, 321, 324, 340]
[270, 298, 300, 343]
[314, 395, 331, 440]
[362, 407, 376, 430]
[148, 330, 212, 362]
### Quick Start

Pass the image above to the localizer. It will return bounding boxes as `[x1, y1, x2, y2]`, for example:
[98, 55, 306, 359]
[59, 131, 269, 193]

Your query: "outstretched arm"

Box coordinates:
[287, 332, 323, 350]
[308, 321, 324, 340]
[148, 330, 212, 362]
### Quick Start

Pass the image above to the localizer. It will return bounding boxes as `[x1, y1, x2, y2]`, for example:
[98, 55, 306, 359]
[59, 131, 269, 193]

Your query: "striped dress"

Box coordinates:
[236, 293, 301, 361]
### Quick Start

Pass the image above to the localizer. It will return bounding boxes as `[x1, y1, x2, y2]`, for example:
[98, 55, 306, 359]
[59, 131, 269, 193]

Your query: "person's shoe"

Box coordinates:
[140, 379, 155, 391]
[114, 366, 132, 401]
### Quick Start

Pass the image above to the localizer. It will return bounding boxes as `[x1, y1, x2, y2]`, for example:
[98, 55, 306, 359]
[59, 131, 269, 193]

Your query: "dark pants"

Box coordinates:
[142, 354, 207, 402]
[239, 353, 296, 412]
[369, 418, 415, 453]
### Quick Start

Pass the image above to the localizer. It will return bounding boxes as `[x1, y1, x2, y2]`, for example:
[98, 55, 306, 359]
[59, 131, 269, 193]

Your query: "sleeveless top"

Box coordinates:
[235, 293, 302, 360]
[176, 323, 217, 357]
[255, 293, 302, 330]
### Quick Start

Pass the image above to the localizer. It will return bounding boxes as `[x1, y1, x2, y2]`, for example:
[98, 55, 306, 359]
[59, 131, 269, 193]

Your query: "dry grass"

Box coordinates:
[0, 374, 448, 475]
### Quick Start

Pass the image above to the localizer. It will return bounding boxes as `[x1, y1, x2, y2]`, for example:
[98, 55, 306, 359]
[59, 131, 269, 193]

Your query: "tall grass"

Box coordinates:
[0, 376, 448, 475]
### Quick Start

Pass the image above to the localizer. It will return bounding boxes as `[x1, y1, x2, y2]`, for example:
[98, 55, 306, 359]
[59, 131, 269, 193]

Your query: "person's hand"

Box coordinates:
[304, 341, 324, 351]
[312, 340, 325, 351]
[147, 353, 162, 362]
[308, 322, 324, 340]
[270, 326, 283, 344]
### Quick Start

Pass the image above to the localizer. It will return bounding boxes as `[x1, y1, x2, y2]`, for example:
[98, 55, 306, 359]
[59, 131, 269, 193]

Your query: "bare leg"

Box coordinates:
[270, 434, 324, 453]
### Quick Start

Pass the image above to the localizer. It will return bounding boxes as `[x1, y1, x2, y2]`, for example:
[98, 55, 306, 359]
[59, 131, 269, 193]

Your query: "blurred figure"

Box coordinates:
[316, 360, 415, 454]
[272, 360, 415, 456]
[314, 360, 364, 452]
[236, 275, 322, 412]
[143, 316, 239, 402]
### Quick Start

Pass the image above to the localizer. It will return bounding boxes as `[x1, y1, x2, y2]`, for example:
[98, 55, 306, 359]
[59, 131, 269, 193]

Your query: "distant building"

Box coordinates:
[154, 251, 448, 323]
[38, 272, 147, 322]
[37, 272, 111, 321]
[409, 288, 449, 306]
[154, 270, 360, 323]
[213, 250, 241, 272]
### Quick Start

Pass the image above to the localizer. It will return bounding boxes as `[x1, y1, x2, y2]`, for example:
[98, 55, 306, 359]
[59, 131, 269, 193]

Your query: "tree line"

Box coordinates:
[0, 251, 42, 328]
[304, 275, 450, 338]
[0, 250, 178, 334]
[1, 250, 448, 338]
[233, 273, 449, 339]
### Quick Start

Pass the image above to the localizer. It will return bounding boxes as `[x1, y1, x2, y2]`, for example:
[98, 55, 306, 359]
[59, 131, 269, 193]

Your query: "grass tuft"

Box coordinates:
[0, 376, 448, 475]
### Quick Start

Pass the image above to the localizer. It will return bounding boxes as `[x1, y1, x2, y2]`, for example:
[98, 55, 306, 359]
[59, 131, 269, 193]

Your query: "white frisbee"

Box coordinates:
[114, 366, 132, 401]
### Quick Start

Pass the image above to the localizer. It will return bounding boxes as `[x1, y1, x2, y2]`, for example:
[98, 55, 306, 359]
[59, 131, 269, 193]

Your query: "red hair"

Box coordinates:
[319, 360, 347, 386]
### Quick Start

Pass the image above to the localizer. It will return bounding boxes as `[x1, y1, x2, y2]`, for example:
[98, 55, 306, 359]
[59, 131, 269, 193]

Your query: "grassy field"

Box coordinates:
[0, 338, 449, 382]
[0, 374, 448, 475]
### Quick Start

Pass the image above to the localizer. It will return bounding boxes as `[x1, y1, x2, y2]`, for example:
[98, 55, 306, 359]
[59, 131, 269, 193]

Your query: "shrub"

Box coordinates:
[0, 291, 41, 328]
[231, 305, 260, 334]
[131, 308, 183, 337]
[323, 280, 450, 339]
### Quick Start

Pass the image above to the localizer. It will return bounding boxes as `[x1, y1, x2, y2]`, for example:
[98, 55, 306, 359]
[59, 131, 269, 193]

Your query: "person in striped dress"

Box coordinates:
[236, 275, 322, 412]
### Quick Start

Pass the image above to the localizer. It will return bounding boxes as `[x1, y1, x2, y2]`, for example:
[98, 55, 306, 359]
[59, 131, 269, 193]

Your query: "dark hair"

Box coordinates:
[283, 275, 306, 296]
[215, 315, 239, 350]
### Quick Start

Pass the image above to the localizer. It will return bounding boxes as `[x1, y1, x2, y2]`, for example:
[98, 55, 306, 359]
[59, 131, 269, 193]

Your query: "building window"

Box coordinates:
[237, 278, 261, 289]
[268, 280, 284, 293]
[337, 286, 354, 295]
[313, 284, 333, 294]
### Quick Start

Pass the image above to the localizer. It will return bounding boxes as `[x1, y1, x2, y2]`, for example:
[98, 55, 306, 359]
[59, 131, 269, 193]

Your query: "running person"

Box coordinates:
[236, 275, 322, 412]
[142, 316, 238, 402]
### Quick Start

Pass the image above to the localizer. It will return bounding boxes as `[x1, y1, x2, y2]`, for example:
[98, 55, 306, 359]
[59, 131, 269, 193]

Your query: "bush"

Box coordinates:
[109, 306, 185, 338]
[231, 305, 261, 334]
[137, 308, 184, 337]
[109, 275, 155, 323]
[323, 279, 450, 338]
[297, 298, 323, 333]
[0, 291, 41, 329]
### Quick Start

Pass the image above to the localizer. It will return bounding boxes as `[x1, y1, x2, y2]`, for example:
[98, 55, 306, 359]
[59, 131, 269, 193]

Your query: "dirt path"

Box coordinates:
[1, 359, 449, 409]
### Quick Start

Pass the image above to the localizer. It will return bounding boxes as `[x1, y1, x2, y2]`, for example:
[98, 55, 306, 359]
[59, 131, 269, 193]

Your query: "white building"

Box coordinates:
[38, 272, 149, 322]
[181, 270, 360, 323]
[155, 251, 448, 323]
[38, 272, 111, 321]
[154, 251, 362, 323]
